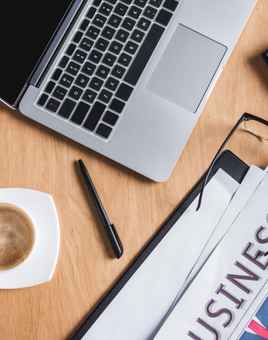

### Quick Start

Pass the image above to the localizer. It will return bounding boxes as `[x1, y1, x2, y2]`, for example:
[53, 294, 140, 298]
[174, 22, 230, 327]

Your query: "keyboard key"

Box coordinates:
[93, 0, 101, 6]
[89, 49, 103, 63]
[103, 53, 117, 67]
[59, 56, 69, 68]
[66, 61, 81, 76]
[93, 14, 107, 28]
[86, 7, 97, 19]
[137, 17, 151, 30]
[128, 6, 142, 19]
[95, 38, 109, 52]
[116, 83, 133, 101]
[60, 74, 74, 88]
[118, 53, 132, 67]
[71, 102, 90, 125]
[125, 41, 139, 54]
[69, 86, 83, 100]
[52, 68, 63, 81]
[106, 0, 117, 4]
[108, 15, 122, 28]
[125, 24, 164, 85]
[45, 81, 56, 94]
[131, 29, 145, 42]
[114, 3, 128, 16]
[82, 62, 96, 76]
[73, 31, 83, 43]
[84, 102, 106, 131]
[66, 43, 76, 56]
[156, 9, 172, 26]
[121, 0, 132, 4]
[86, 26, 101, 40]
[109, 41, 123, 54]
[53, 86, 67, 100]
[134, 0, 147, 7]
[102, 26, 116, 39]
[112, 65, 126, 78]
[163, 0, 178, 11]
[89, 77, 104, 91]
[149, 0, 163, 7]
[99, 2, 113, 16]
[96, 65, 110, 79]
[46, 98, 60, 112]
[143, 6, 157, 19]
[75, 74, 90, 88]
[122, 17, 135, 31]
[96, 124, 112, 138]
[105, 77, 119, 91]
[98, 89, 113, 103]
[58, 98, 76, 118]
[73, 49, 87, 63]
[37, 94, 49, 107]
[83, 89, 97, 103]
[110, 98, 125, 113]
[80, 19, 90, 31]
[80, 38, 94, 52]
[103, 111, 119, 126]
[115, 29, 129, 43]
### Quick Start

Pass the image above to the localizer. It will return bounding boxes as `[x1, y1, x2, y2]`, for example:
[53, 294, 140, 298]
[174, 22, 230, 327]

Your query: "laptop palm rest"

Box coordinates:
[147, 24, 227, 113]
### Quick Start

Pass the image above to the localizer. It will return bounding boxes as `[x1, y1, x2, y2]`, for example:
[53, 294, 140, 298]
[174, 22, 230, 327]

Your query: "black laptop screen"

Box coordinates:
[0, 1, 73, 106]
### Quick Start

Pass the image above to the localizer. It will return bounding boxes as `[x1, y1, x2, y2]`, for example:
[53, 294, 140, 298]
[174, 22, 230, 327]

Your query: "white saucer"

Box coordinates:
[0, 188, 60, 289]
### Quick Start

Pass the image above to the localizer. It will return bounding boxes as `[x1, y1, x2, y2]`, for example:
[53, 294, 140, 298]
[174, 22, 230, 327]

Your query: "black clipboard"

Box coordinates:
[70, 150, 249, 340]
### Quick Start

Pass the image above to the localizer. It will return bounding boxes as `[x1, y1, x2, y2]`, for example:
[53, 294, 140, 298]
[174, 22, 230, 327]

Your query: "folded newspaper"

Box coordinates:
[154, 166, 268, 340]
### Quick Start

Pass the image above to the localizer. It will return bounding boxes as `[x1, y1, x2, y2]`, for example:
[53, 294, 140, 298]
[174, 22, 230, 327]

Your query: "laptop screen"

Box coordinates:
[0, 1, 73, 106]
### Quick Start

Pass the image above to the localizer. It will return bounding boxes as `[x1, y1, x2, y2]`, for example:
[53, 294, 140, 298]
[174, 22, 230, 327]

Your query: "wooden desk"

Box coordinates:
[1, 1, 268, 339]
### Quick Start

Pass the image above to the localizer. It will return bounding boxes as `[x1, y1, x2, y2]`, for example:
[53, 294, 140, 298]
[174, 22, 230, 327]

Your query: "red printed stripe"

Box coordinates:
[249, 320, 268, 339]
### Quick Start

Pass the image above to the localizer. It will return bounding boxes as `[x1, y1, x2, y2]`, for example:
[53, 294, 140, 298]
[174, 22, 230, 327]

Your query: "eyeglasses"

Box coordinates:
[197, 113, 268, 211]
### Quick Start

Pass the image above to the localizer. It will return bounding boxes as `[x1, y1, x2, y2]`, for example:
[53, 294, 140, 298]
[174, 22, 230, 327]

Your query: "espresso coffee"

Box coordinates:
[0, 204, 35, 270]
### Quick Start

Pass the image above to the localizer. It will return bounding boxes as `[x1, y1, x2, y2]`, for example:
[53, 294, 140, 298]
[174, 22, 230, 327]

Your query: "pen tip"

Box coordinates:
[117, 246, 124, 259]
[262, 50, 268, 64]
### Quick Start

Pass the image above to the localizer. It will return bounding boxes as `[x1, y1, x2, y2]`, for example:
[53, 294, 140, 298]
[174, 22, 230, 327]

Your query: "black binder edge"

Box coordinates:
[70, 150, 249, 340]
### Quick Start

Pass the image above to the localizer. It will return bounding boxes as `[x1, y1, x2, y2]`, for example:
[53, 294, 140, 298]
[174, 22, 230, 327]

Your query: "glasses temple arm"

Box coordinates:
[195, 113, 254, 211]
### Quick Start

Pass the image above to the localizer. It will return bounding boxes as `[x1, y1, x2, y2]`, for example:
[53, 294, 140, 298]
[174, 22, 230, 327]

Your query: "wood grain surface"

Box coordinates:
[1, 1, 268, 339]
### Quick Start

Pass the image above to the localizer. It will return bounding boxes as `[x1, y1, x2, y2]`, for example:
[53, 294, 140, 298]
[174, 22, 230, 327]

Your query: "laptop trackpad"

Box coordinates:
[147, 24, 227, 112]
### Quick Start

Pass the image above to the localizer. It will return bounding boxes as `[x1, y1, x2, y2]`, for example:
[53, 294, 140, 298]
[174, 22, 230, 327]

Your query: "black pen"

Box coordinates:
[77, 160, 123, 259]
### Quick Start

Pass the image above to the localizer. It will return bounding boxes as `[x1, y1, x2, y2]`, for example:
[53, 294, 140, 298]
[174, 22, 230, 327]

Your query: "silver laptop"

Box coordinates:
[0, 0, 256, 181]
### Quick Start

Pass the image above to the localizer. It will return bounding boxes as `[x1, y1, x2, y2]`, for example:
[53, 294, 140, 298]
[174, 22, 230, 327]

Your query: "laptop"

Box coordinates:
[0, 0, 256, 181]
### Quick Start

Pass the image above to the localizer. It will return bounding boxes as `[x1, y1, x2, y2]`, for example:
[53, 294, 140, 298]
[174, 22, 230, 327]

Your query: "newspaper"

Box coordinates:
[155, 168, 268, 340]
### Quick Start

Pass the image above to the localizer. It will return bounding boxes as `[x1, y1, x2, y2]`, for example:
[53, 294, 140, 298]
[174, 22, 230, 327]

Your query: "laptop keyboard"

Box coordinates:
[37, 0, 179, 140]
